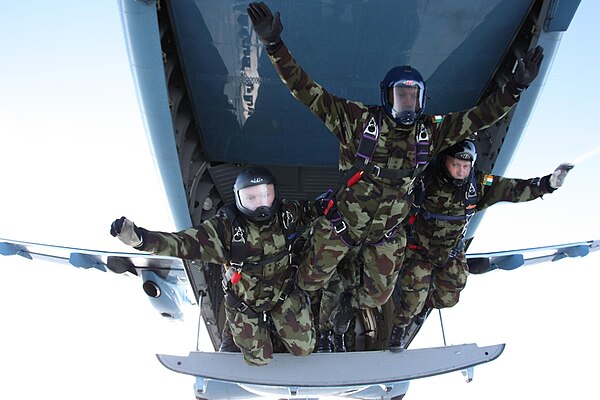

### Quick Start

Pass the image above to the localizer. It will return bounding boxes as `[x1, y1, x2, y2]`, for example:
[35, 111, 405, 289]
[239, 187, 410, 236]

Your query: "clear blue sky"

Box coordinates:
[0, 1, 599, 399]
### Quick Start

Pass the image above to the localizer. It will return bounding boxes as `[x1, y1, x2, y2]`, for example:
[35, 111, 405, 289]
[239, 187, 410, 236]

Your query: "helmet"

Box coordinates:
[380, 65, 426, 125]
[440, 139, 477, 186]
[442, 139, 477, 164]
[233, 166, 279, 224]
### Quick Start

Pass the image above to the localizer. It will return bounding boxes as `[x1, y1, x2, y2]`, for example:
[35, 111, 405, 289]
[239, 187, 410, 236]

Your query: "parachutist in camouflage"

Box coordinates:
[248, 2, 543, 336]
[389, 140, 574, 351]
[111, 166, 316, 366]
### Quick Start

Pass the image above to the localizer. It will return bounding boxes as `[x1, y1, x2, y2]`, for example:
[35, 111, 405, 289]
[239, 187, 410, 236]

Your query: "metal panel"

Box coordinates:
[167, 0, 533, 166]
[544, 0, 581, 31]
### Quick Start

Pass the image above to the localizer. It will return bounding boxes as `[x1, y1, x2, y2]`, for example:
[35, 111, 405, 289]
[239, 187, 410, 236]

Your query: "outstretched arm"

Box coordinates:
[476, 162, 574, 210]
[248, 2, 365, 143]
[110, 216, 231, 263]
[432, 46, 545, 154]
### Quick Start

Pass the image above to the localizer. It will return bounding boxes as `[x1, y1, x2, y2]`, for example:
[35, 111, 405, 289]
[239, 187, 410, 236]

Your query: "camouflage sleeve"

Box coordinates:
[136, 217, 232, 264]
[475, 170, 555, 211]
[267, 41, 366, 146]
[431, 85, 519, 154]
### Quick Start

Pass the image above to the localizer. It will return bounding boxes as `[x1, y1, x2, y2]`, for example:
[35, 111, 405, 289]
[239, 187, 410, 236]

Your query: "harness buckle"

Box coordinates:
[283, 210, 293, 230]
[449, 248, 458, 259]
[334, 220, 347, 234]
[417, 123, 429, 141]
[384, 226, 398, 240]
[236, 302, 248, 313]
[364, 116, 378, 138]
[232, 226, 245, 243]
[372, 165, 381, 177]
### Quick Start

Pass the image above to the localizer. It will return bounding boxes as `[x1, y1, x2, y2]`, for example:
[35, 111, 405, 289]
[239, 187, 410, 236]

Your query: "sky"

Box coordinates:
[0, 1, 599, 400]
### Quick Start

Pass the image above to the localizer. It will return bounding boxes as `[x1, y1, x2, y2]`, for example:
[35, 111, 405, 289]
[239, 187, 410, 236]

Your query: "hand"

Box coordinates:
[508, 46, 544, 94]
[110, 216, 143, 247]
[314, 189, 333, 216]
[248, 2, 282, 45]
[549, 163, 574, 189]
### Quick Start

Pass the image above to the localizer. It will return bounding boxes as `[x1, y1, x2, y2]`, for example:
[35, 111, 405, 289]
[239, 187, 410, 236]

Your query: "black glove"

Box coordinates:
[110, 216, 143, 247]
[314, 189, 333, 216]
[507, 45, 544, 96]
[248, 2, 283, 45]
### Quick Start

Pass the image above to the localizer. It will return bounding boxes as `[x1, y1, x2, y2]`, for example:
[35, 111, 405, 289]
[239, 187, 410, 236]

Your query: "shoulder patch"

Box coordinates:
[482, 174, 494, 186]
[431, 115, 443, 123]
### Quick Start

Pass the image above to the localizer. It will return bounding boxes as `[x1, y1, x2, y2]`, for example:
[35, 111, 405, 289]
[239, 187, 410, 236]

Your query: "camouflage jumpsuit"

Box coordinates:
[267, 42, 520, 310]
[393, 168, 556, 328]
[136, 200, 315, 366]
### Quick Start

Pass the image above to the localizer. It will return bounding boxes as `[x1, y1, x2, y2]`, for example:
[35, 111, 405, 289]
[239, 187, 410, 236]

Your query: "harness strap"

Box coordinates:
[222, 286, 261, 319]
[218, 203, 301, 319]
[222, 265, 298, 319]
[354, 111, 380, 164]
[411, 161, 479, 222]
[415, 123, 430, 167]
[365, 225, 400, 246]
[448, 237, 466, 259]
[243, 250, 289, 270]
[219, 204, 247, 266]
[327, 208, 357, 247]
[356, 160, 416, 180]
[421, 210, 470, 221]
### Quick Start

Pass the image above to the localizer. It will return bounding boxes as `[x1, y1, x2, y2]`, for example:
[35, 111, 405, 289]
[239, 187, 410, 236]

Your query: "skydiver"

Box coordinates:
[248, 1, 544, 337]
[389, 139, 574, 351]
[110, 166, 316, 366]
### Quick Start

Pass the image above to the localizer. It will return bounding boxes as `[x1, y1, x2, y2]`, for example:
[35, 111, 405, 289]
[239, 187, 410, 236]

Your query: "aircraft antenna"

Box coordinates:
[438, 309, 447, 346]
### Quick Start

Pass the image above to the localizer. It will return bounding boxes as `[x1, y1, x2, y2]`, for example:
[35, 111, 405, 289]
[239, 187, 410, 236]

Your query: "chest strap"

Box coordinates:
[222, 265, 298, 320]
[221, 205, 297, 281]
[349, 108, 431, 185]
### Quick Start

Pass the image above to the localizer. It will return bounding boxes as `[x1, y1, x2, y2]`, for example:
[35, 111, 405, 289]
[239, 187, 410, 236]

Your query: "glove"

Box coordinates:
[549, 163, 574, 189]
[110, 216, 143, 248]
[507, 45, 544, 95]
[313, 189, 333, 216]
[248, 2, 283, 45]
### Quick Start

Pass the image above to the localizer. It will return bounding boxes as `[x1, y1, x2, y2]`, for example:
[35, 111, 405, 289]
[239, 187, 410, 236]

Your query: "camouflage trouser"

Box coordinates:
[309, 269, 345, 331]
[299, 216, 406, 309]
[430, 251, 469, 308]
[393, 251, 469, 327]
[225, 288, 315, 366]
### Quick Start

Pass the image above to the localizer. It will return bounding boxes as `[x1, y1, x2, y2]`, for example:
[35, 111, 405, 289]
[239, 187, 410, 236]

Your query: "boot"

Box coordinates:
[316, 330, 333, 353]
[389, 325, 406, 353]
[332, 333, 347, 352]
[413, 308, 429, 326]
[329, 292, 356, 335]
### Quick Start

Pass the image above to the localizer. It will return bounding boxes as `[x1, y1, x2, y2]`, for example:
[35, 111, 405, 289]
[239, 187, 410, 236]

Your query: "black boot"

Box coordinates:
[317, 330, 333, 353]
[219, 324, 241, 352]
[389, 325, 406, 353]
[329, 292, 356, 335]
[332, 333, 347, 352]
[414, 308, 429, 326]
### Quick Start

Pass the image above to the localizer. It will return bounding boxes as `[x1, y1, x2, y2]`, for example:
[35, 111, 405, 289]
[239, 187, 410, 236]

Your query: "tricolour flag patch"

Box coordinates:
[483, 174, 494, 186]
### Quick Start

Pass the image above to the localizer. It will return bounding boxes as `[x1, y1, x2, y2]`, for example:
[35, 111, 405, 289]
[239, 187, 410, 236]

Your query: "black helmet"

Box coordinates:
[380, 65, 426, 125]
[443, 139, 477, 164]
[233, 166, 279, 224]
[440, 139, 477, 186]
